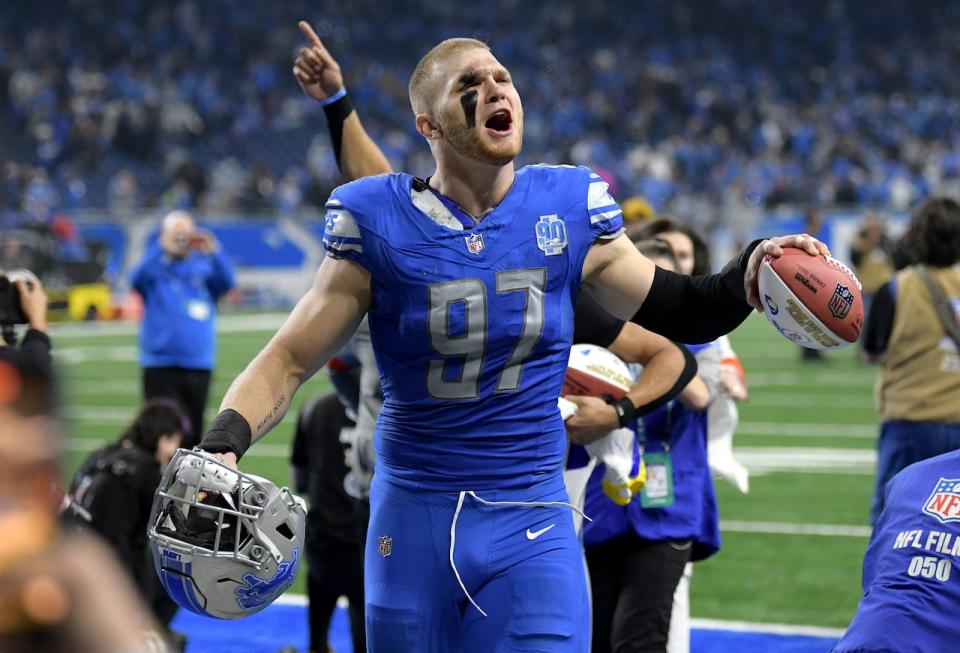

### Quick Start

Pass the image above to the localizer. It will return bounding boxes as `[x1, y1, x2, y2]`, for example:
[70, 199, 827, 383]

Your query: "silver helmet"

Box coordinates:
[148, 449, 306, 619]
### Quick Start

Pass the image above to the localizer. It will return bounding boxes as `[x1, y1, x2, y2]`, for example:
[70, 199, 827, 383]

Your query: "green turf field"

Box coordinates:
[53, 312, 878, 629]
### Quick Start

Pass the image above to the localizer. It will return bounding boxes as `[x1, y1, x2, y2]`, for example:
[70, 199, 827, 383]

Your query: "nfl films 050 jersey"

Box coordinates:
[835, 449, 960, 652]
[323, 165, 622, 491]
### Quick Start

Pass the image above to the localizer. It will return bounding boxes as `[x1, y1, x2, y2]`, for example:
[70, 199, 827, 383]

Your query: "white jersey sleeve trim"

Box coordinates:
[323, 208, 364, 254]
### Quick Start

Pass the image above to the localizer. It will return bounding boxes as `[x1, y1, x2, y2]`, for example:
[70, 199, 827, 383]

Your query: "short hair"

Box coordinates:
[635, 238, 678, 269]
[162, 210, 194, 232]
[904, 196, 960, 267]
[120, 400, 187, 453]
[408, 38, 490, 115]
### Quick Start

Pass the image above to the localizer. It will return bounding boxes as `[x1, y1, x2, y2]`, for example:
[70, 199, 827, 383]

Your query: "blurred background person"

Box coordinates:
[862, 196, 960, 525]
[0, 328, 170, 652]
[583, 240, 720, 653]
[129, 210, 236, 446]
[290, 359, 367, 653]
[68, 400, 187, 647]
[630, 226, 749, 652]
[849, 211, 895, 321]
[634, 221, 750, 493]
[0, 271, 53, 417]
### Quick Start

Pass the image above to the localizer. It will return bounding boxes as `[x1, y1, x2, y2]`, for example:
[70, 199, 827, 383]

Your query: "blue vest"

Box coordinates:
[581, 343, 721, 561]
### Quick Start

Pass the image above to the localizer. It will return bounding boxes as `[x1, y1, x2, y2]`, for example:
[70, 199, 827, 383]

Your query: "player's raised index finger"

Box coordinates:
[298, 20, 323, 47]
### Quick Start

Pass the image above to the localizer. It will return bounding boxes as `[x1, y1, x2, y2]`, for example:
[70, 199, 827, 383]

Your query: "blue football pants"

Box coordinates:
[364, 471, 590, 652]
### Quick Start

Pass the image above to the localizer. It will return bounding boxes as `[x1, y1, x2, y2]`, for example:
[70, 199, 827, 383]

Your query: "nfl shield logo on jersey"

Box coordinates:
[922, 478, 960, 523]
[465, 233, 484, 254]
[378, 535, 393, 558]
[536, 215, 568, 256]
[828, 283, 854, 319]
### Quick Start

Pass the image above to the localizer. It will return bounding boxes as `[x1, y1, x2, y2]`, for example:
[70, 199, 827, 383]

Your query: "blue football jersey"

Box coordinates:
[836, 449, 960, 652]
[323, 166, 623, 491]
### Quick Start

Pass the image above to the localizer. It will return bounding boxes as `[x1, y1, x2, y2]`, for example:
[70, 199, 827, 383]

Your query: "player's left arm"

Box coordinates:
[582, 233, 830, 343]
[565, 323, 697, 444]
[294, 21, 392, 180]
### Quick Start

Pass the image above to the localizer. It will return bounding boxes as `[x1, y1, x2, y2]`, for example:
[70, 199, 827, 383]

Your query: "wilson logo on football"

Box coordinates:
[922, 478, 960, 523]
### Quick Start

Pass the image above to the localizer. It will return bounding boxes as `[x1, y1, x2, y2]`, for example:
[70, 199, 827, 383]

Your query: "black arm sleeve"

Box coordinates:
[862, 281, 896, 355]
[632, 240, 762, 344]
[573, 291, 626, 347]
[18, 328, 51, 370]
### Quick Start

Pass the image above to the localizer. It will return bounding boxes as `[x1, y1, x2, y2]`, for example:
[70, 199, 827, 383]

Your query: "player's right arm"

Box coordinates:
[294, 21, 392, 180]
[201, 256, 371, 465]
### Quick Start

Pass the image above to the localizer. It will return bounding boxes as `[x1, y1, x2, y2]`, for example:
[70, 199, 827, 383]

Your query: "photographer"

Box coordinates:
[0, 271, 52, 415]
[69, 400, 185, 646]
[0, 279, 171, 652]
[130, 211, 235, 446]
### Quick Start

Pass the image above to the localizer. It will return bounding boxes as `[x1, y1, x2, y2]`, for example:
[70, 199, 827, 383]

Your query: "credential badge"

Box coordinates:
[378, 535, 393, 558]
[536, 215, 568, 256]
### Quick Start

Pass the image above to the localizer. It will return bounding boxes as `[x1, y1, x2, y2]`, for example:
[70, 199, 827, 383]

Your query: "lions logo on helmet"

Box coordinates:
[148, 449, 307, 619]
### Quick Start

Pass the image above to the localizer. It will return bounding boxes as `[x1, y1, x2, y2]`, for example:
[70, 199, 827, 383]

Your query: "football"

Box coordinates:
[563, 344, 635, 399]
[758, 249, 864, 350]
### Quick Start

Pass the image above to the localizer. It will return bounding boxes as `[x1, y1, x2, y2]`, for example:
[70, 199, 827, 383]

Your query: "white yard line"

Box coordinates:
[54, 346, 139, 365]
[747, 394, 872, 408]
[689, 618, 845, 638]
[62, 407, 298, 428]
[66, 437, 292, 459]
[737, 422, 876, 438]
[747, 371, 873, 386]
[735, 446, 875, 474]
[49, 313, 290, 339]
[720, 520, 871, 538]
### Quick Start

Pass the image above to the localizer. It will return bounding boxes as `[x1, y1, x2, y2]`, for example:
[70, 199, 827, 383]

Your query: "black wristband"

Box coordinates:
[604, 342, 699, 428]
[605, 395, 637, 428]
[199, 409, 252, 461]
[322, 93, 355, 168]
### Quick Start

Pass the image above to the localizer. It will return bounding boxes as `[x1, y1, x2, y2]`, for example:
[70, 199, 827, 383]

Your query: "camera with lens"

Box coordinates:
[0, 270, 34, 327]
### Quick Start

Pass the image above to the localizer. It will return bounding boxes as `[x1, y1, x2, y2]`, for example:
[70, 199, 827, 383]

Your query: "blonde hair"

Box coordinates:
[408, 38, 490, 115]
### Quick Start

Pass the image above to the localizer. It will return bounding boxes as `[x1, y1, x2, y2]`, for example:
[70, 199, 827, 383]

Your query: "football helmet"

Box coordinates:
[148, 449, 306, 619]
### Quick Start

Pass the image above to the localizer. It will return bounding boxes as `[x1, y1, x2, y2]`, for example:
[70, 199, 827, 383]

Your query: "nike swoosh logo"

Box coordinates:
[526, 524, 556, 540]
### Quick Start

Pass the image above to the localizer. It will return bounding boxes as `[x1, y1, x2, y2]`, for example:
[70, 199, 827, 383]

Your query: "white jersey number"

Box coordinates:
[907, 555, 952, 582]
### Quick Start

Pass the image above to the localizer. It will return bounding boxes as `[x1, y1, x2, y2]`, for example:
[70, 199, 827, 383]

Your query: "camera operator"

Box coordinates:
[0, 279, 171, 652]
[130, 211, 235, 447]
[0, 271, 52, 415]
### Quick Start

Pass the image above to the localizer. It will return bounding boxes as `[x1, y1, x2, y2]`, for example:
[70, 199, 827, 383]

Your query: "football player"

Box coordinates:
[195, 23, 828, 652]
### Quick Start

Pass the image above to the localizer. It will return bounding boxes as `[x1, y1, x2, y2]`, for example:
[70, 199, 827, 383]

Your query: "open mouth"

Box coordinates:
[484, 109, 513, 133]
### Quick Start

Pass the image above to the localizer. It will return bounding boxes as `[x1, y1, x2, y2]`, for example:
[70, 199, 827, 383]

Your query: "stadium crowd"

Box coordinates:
[3, 0, 960, 228]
